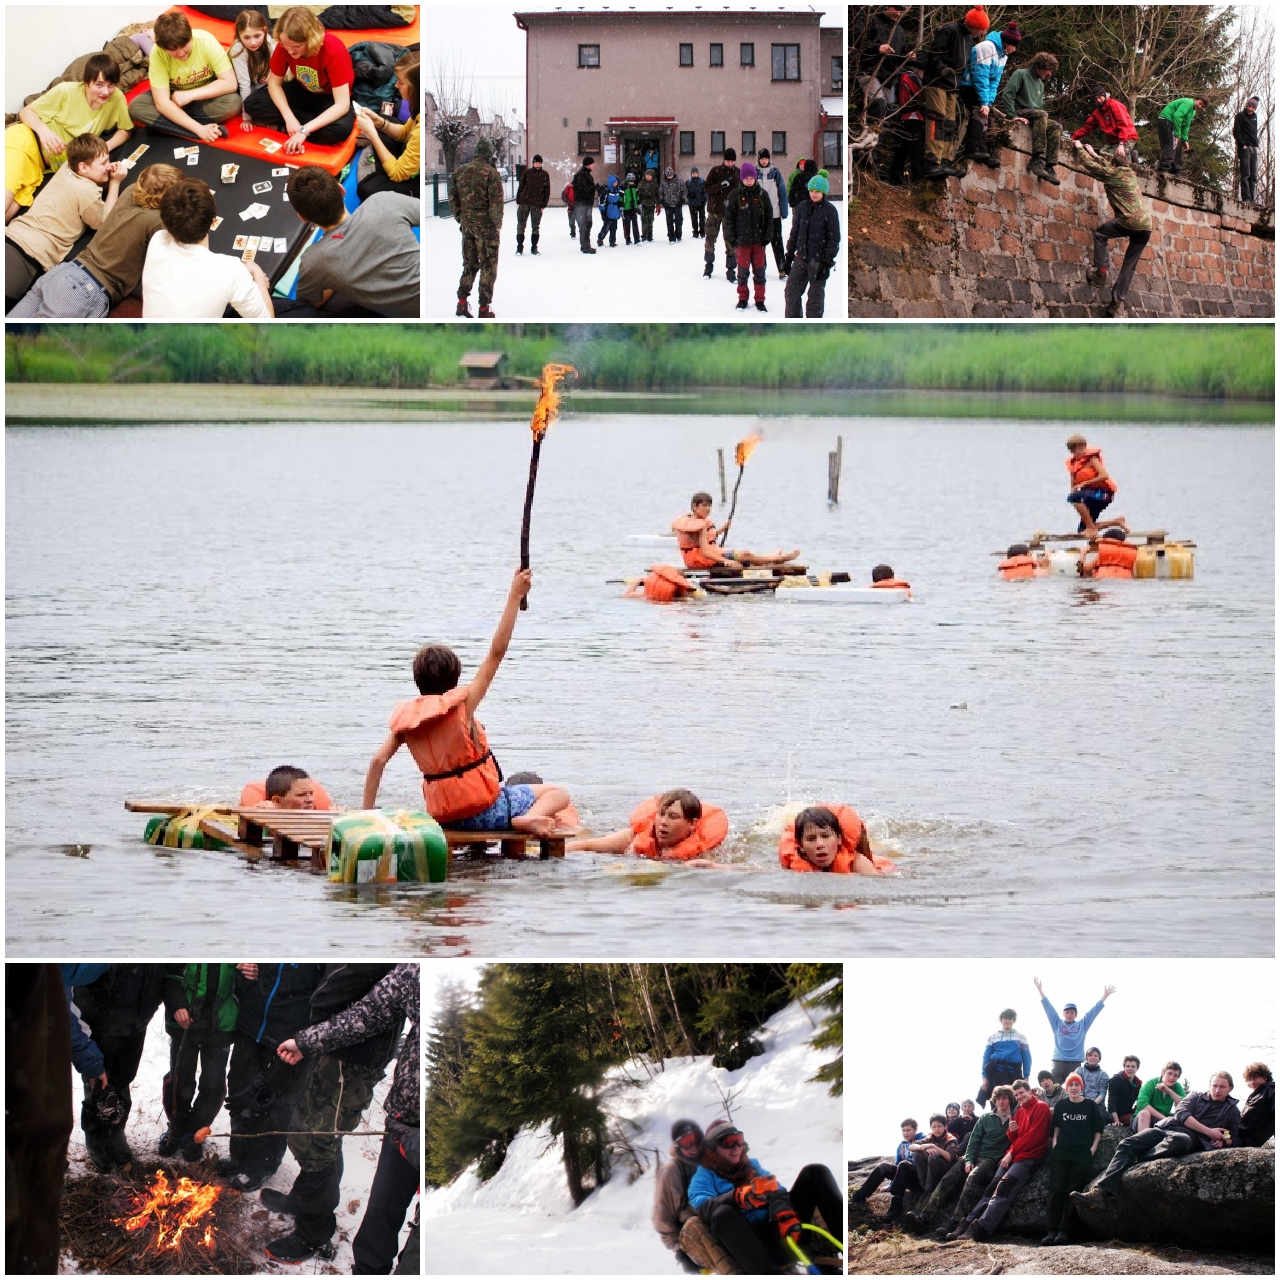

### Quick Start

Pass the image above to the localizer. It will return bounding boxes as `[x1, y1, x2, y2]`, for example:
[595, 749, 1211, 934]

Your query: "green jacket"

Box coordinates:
[1159, 98, 1197, 141]
[1075, 148, 1153, 232]
[965, 1111, 1012, 1164]
[621, 184, 640, 211]
[163, 963, 238, 1035]
[1134, 1076, 1187, 1117]
[1001, 67, 1045, 117]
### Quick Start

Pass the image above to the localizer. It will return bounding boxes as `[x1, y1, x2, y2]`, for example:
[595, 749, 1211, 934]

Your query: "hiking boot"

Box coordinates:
[582, 245, 597, 254]
[181, 1138, 204, 1163]
[885, 1198, 904, 1224]
[231, 1170, 268, 1193]
[478, 306, 496, 318]
[850, 1189, 869, 1204]
[216, 1158, 241, 1177]
[955, 150, 989, 166]
[530, 237, 539, 254]
[1105, 298, 1125, 318]
[515, 240, 524, 254]
[901, 1211, 926, 1234]
[970, 1223, 992, 1244]
[157, 1129, 180, 1157]
[265, 1232, 319, 1264]
[755, 300, 767, 312]
[1040, 1232, 1058, 1245]
[261, 1188, 299, 1215]
[1054, 1232, 1071, 1245]
[735, 299, 749, 310]
[1085, 267, 1109, 288]
[978, 153, 1002, 168]
[703, 261, 714, 277]
[725, 266, 736, 281]
[1040, 164, 1061, 185]
[920, 164, 956, 181]
[1069, 1187, 1113, 1212]
[456, 298, 472, 318]
[945, 1223, 971, 1242]
[86, 1139, 115, 1173]
[935, 1223, 956, 1241]
[107, 1128, 133, 1169]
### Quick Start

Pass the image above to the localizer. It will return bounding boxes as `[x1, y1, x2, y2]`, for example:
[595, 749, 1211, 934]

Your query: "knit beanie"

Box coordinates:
[965, 7, 990, 31]
[808, 173, 830, 194]
[739, 161, 757, 180]
[1001, 22, 1022, 46]
[532, 153, 543, 163]
[704, 1119, 741, 1147]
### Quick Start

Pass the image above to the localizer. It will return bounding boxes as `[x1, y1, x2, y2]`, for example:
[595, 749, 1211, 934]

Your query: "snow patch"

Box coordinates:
[423, 995, 842, 1274]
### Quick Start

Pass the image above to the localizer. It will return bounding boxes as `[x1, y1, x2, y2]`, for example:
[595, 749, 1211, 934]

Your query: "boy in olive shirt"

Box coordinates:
[1043, 1073, 1104, 1244]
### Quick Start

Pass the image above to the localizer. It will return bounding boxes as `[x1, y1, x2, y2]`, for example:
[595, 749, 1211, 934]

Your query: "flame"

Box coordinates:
[115, 1169, 222, 1252]
[735, 434, 763, 467]
[530, 363, 577, 441]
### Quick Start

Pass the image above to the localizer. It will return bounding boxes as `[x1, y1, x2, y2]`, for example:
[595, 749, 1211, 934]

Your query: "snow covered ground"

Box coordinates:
[422, 995, 842, 1275]
[424, 200, 847, 321]
[62, 1005, 416, 1275]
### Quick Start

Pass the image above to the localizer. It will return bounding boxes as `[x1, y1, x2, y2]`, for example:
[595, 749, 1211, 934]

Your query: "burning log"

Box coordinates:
[519, 362, 577, 610]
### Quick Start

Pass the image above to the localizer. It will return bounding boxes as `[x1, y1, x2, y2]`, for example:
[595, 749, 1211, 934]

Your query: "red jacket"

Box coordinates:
[1073, 99, 1139, 144]
[1007, 1097, 1052, 1162]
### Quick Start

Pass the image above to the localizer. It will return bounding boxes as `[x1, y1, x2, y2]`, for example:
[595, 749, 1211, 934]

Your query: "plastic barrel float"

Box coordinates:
[144, 808, 234, 850]
[327, 809, 449, 884]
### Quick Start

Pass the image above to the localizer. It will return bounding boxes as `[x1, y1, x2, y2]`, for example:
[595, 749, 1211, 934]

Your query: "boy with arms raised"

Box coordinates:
[364, 569, 571, 836]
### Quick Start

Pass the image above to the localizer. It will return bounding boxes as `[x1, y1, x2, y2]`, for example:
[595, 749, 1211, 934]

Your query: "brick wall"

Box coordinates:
[850, 121, 1275, 318]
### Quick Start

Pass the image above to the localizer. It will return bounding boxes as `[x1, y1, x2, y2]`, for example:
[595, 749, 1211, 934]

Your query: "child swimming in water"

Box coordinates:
[778, 804, 894, 873]
[567, 788, 728, 861]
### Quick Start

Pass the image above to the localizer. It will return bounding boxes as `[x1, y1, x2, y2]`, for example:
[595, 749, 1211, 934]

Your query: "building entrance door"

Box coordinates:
[621, 132, 665, 178]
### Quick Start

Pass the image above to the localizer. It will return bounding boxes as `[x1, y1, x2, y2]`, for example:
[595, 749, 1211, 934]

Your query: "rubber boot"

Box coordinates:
[530, 234, 539, 255]
[703, 258, 714, 277]
[515, 236, 523, 254]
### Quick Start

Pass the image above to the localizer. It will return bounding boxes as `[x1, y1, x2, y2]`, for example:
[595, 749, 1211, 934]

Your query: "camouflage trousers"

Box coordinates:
[703, 211, 735, 270]
[516, 205, 543, 243]
[640, 206, 656, 240]
[458, 230, 500, 305]
[287, 1054, 386, 1173]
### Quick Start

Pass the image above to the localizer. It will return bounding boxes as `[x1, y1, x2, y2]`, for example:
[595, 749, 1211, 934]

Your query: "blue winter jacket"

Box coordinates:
[62, 963, 111, 1077]
[689, 1157, 778, 1223]
[600, 175, 622, 221]
[1041, 997, 1106, 1060]
[962, 31, 1012, 106]
[982, 1028, 1032, 1077]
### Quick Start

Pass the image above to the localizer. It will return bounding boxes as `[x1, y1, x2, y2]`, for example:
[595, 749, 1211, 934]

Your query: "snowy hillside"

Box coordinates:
[422, 996, 842, 1274]
[424, 205, 847, 321]
[62, 1006, 415, 1275]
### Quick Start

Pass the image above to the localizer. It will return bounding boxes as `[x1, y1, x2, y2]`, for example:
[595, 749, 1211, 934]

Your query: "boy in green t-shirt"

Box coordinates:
[128, 10, 241, 143]
[1043, 1074, 1104, 1244]
[1156, 96, 1206, 175]
[1132, 1060, 1187, 1131]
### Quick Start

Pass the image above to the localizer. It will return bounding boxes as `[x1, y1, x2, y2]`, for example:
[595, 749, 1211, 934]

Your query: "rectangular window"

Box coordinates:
[771, 130, 787, 155]
[578, 130, 602, 154]
[740, 42, 754, 66]
[679, 42, 693, 66]
[710, 130, 725, 155]
[831, 54, 844, 90]
[771, 43, 800, 81]
[679, 130, 696, 155]
[578, 44, 600, 68]
[741, 130, 756, 155]
[709, 43, 723, 67]
[823, 129, 842, 168]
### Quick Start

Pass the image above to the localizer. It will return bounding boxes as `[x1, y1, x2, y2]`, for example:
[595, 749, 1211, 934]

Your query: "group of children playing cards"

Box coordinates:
[4, 6, 421, 318]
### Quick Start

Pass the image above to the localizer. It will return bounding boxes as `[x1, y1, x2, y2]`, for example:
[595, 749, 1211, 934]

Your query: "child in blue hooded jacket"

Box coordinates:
[596, 174, 622, 247]
[957, 22, 1022, 164]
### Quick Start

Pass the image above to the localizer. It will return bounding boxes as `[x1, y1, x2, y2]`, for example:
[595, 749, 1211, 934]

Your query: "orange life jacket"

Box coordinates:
[777, 802, 894, 873]
[672, 514, 721, 570]
[872, 579, 911, 590]
[998, 555, 1039, 580]
[1094, 538, 1139, 578]
[1066, 447, 1117, 495]
[239, 779, 336, 809]
[644, 565, 696, 603]
[389, 688, 502, 822]
[628, 795, 729, 860]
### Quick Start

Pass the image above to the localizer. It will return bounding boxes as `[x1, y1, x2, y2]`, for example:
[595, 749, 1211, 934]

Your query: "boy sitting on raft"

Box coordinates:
[672, 492, 800, 571]
[567, 788, 728, 861]
[778, 805, 894, 873]
[362, 568, 572, 836]
[240, 765, 334, 810]
[1065, 434, 1126, 538]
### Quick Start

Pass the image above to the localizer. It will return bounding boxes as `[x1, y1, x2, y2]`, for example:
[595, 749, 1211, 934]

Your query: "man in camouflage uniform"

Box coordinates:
[702, 147, 740, 280]
[261, 964, 397, 1265]
[449, 135, 504, 317]
[284, 963, 420, 1274]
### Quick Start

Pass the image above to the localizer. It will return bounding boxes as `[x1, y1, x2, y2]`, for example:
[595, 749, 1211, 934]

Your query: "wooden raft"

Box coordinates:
[125, 801, 571, 872]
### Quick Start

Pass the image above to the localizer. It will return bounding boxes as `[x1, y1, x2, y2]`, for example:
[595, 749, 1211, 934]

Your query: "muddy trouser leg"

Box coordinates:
[922, 86, 956, 164]
[706, 1206, 787, 1274]
[393, 1208, 420, 1275]
[516, 205, 530, 246]
[1024, 110, 1048, 161]
[82, 1031, 146, 1160]
[1046, 1150, 1093, 1233]
[641, 206, 655, 239]
[916, 1156, 967, 1224]
[722, 221, 736, 272]
[973, 1158, 1040, 1233]
[286, 1056, 385, 1245]
[704, 210, 723, 264]
[1094, 220, 1128, 277]
[528, 205, 542, 248]
[788, 1163, 842, 1235]
[458, 230, 479, 299]
[351, 1132, 419, 1274]
[953, 1157, 999, 1222]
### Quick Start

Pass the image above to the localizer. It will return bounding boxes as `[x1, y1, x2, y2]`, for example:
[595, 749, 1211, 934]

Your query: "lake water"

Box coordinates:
[5, 416, 1273, 956]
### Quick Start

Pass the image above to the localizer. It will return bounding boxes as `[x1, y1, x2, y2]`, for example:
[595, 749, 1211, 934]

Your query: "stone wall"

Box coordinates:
[850, 121, 1275, 318]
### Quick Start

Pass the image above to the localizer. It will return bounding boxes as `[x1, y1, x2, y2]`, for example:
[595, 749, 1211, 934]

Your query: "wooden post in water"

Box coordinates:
[827, 435, 843, 504]
[717, 448, 727, 504]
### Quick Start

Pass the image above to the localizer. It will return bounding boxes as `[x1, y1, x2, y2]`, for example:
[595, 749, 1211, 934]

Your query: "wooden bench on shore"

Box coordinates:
[125, 801, 573, 873]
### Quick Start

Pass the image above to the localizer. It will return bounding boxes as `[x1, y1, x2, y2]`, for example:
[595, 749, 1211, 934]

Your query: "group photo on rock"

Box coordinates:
[849, 3, 1275, 317]
[425, 2, 847, 319]
[846, 959, 1275, 1276]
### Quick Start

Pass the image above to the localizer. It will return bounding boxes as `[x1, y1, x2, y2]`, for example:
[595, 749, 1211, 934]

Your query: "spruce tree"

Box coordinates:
[789, 963, 844, 1096]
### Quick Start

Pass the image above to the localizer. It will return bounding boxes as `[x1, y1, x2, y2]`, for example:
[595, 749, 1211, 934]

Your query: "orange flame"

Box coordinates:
[530, 363, 577, 441]
[735, 434, 763, 467]
[115, 1169, 222, 1252]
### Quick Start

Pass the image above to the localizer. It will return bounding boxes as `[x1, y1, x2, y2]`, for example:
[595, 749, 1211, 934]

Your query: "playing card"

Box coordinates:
[273, 238, 287, 252]
[271, 167, 289, 177]
[259, 139, 282, 153]
[233, 235, 248, 250]
[186, 152, 199, 165]
[173, 145, 188, 158]
[125, 144, 149, 163]
[242, 248, 257, 263]
[282, 192, 289, 203]
[210, 216, 224, 231]
[246, 236, 261, 250]
[253, 202, 270, 217]
[252, 181, 272, 194]
[220, 163, 239, 183]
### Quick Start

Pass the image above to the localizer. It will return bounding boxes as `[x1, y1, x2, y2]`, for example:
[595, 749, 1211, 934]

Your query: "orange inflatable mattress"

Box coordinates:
[124, 81, 357, 175]
[174, 5, 420, 49]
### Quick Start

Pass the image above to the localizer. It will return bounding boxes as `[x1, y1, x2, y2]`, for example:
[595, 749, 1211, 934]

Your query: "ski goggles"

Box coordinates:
[715, 1134, 746, 1151]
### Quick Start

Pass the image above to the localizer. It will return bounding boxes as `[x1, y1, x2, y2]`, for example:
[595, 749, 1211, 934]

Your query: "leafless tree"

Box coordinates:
[429, 51, 477, 174]
[1225, 6, 1273, 207]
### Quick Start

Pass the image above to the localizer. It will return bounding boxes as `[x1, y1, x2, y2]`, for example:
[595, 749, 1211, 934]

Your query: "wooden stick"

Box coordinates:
[518, 433, 543, 611]
[717, 448, 727, 504]
[718, 464, 745, 544]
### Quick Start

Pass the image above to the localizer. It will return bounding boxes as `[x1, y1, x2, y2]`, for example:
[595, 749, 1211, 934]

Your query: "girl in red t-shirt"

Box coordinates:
[242, 6, 356, 152]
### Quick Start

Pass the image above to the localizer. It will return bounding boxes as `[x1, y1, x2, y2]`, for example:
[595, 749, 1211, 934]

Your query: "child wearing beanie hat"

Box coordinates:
[784, 160, 839, 318]
[724, 159, 772, 311]
[807, 173, 830, 194]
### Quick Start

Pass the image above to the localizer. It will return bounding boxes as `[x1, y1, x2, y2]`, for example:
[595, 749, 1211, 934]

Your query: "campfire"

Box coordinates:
[60, 1164, 257, 1274]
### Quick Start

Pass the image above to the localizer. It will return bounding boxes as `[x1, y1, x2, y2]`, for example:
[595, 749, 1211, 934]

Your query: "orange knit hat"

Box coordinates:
[965, 7, 990, 31]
